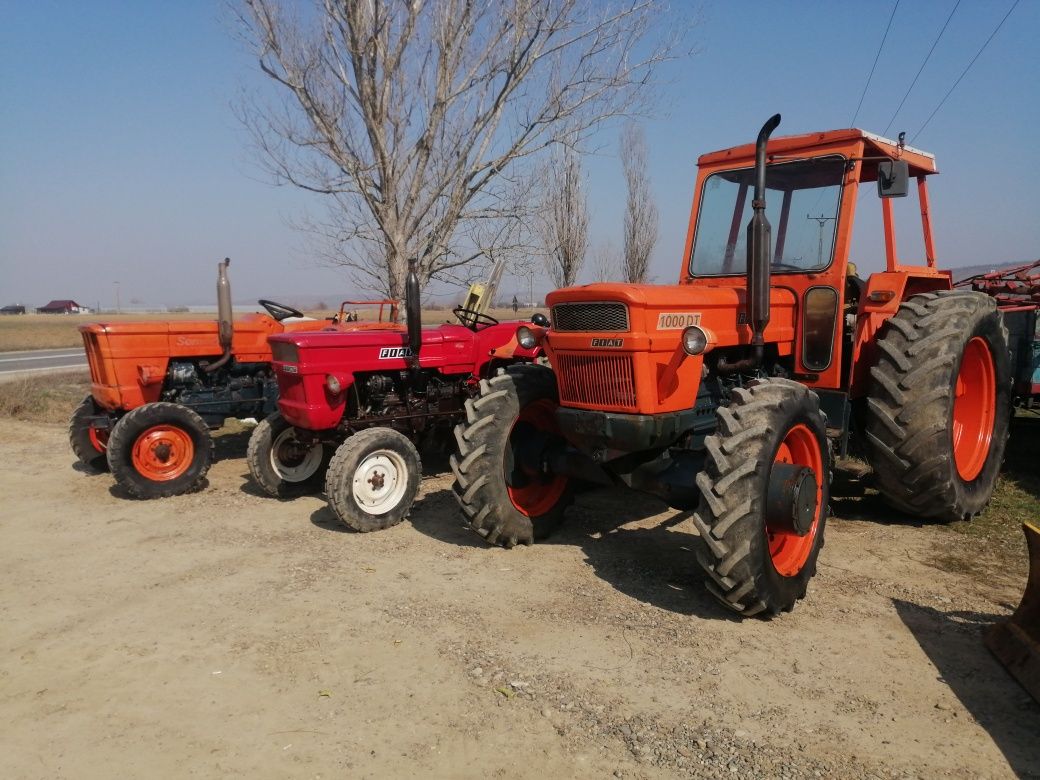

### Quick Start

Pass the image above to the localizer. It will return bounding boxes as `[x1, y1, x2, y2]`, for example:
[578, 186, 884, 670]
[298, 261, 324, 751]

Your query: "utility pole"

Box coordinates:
[807, 213, 836, 267]
[114, 281, 121, 314]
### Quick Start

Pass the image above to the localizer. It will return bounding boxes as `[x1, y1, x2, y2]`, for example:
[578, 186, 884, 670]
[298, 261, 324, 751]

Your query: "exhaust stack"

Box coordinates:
[204, 258, 234, 373]
[717, 114, 780, 375]
[405, 259, 422, 360]
[747, 113, 781, 356]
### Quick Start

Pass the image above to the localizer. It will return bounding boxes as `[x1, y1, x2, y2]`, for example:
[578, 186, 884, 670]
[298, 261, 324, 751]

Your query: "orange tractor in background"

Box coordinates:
[452, 115, 1013, 616]
[70, 259, 401, 498]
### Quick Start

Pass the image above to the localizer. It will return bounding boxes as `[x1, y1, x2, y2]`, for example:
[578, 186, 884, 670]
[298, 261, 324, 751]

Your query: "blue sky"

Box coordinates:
[2, 0, 1038, 309]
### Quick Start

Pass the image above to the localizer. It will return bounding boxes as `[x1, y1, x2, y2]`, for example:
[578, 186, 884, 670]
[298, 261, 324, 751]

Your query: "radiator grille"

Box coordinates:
[81, 332, 109, 385]
[555, 353, 637, 410]
[551, 302, 629, 332]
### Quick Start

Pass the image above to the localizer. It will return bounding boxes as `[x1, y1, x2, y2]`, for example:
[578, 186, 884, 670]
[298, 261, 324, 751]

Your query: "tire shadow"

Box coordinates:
[1005, 414, 1040, 501]
[892, 598, 1040, 777]
[212, 429, 252, 461]
[409, 479, 737, 620]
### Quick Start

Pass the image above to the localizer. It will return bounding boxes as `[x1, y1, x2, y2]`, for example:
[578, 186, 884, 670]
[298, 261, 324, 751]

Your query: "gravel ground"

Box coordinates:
[1, 418, 1037, 779]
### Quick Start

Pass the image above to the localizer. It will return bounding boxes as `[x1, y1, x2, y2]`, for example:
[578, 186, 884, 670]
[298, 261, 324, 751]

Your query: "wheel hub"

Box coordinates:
[352, 450, 408, 515]
[270, 427, 324, 482]
[765, 462, 817, 537]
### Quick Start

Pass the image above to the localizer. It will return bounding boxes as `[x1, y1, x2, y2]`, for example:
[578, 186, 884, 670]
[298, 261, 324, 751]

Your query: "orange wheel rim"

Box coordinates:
[505, 399, 568, 517]
[767, 423, 823, 577]
[952, 336, 996, 482]
[131, 425, 194, 482]
[88, 426, 108, 453]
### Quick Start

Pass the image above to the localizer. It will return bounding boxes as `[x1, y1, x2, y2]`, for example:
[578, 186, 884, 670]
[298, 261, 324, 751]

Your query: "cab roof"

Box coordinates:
[697, 128, 938, 176]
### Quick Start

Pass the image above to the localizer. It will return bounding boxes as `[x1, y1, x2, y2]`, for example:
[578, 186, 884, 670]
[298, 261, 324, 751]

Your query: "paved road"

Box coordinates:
[0, 347, 88, 381]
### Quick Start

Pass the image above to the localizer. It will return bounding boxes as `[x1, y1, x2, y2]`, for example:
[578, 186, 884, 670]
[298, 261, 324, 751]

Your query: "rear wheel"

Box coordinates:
[691, 379, 830, 617]
[325, 427, 421, 532]
[246, 412, 329, 497]
[865, 290, 1011, 521]
[69, 395, 111, 472]
[106, 402, 214, 498]
[451, 365, 573, 548]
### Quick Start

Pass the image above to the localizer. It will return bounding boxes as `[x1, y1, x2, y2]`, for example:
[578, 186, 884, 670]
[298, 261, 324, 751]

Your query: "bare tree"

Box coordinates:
[620, 122, 659, 284]
[539, 146, 588, 288]
[592, 240, 621, 282]
[235, 0, 685, 299]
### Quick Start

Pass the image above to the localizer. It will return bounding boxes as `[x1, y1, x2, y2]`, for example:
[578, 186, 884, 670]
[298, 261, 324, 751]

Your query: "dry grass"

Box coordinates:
[0, 371, 91, 425]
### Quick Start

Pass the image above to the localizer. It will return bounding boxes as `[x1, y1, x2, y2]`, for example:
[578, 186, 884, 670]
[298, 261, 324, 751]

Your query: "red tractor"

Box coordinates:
[248, 278, 546, 532]
[451, 116, 1014, 617]
[70, 259, 400, 498]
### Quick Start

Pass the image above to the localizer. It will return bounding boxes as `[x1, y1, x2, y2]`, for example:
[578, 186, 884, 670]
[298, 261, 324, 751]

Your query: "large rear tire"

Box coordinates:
[246, 412, 329, 497]
[325, 427, 421, 532]
[450, 365, 573, 548]
[106, 402, 214, 499]
[69, 394, 111, 472]
[691, 379, 830, 617]
[865, 290, 1012, 521]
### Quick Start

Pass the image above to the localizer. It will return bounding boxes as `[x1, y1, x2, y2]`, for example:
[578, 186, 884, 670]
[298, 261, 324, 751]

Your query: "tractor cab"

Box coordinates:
[684, 128, 949, 398]
[450, 116, 1012, 618]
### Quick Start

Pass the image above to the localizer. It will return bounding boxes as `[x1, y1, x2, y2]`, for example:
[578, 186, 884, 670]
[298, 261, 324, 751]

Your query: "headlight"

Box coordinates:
[516, 326, 538, 350]
[682, 325, 710, 356]
[325, 374, 342, 394]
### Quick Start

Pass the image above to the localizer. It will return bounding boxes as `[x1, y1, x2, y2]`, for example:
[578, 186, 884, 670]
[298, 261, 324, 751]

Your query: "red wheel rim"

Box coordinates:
[88, 426, 108, 453]
[767, 423, 823, 577]
[131, 425, 194, 482]
[952, 336, 996, 482]
[505, 399, 568, 517]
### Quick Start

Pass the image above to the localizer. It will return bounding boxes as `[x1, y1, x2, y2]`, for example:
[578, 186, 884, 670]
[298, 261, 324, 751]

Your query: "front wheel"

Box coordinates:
[246, 412, 329, 497]
[69, 394, 111, 472]
[450, 365, 573, 548]
[325, 427, 422, 532]
[106, 403, 214, 499]
[691, 378, 831, 617]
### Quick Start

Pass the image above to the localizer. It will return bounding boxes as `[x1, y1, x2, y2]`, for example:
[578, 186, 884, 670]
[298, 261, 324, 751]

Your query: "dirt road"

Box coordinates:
[1, 418, 1037, 778]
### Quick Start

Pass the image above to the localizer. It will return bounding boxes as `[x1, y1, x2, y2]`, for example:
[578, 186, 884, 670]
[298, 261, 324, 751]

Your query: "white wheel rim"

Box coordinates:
[270, 427, 323, 483]
[352, 449, 408, 515]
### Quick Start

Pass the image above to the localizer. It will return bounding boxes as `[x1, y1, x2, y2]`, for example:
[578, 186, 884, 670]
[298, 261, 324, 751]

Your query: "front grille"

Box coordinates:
[555, 353, 637, 410]
[551, 302, 629, 332]
[81, 332, 108, 384]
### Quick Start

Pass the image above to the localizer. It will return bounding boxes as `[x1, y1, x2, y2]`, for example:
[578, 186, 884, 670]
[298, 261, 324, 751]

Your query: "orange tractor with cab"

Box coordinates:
[70, 259, 401, 498]
[451, 115, 1013, 616]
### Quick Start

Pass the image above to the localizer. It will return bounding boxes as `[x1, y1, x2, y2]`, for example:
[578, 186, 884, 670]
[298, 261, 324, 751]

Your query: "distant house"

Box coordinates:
[36, 300, 90, 314]
[0, 304, 26, 315]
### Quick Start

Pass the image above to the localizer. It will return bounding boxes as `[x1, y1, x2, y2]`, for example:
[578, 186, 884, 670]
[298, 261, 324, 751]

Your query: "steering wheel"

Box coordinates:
[258, 299, 305, 321]
[453, 306, 499, 331]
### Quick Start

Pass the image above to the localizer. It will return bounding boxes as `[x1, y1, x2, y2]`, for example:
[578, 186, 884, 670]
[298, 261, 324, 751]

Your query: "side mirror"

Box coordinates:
[877, 160, 909, 198]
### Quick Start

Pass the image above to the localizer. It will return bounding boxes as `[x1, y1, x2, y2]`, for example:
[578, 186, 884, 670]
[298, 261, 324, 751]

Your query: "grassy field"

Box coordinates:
[0, 371, 91, 425]
[0, 307, 545, 352]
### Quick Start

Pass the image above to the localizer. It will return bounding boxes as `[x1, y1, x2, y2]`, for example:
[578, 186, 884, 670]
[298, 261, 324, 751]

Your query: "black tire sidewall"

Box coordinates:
[107, 403, 213, 498]
[69, 395, 110, 470]
[753, 408, 830, 607]
[248, 412, 329, 497]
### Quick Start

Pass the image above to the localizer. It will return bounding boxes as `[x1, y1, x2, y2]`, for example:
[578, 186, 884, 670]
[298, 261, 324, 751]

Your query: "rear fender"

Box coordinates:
[849, 270, 951, 398]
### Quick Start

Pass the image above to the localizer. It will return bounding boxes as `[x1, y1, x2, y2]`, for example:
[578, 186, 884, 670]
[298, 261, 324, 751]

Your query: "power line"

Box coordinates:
[911, 0, 1020, 143]
[851, 0, 901, 127]
[882, 0, 962, 137]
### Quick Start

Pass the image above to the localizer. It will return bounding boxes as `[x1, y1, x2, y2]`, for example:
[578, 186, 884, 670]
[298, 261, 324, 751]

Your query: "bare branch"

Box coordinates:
[538, 146, 588, 288]
[235, 0, 689, 298]
[620, 121, 658, 283]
